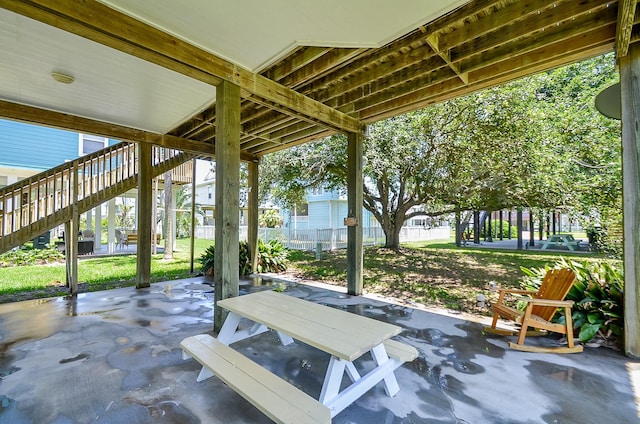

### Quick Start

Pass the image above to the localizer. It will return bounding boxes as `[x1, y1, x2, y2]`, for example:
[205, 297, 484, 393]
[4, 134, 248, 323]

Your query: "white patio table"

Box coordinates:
[216, 290, 417, 417]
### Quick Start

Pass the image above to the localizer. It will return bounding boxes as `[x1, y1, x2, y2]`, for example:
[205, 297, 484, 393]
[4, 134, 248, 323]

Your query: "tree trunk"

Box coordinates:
[163, 171, 174, 260]
[381, 221, 402, 249]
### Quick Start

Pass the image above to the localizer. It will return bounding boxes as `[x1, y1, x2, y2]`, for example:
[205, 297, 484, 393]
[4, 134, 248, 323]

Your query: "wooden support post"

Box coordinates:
[247, 161, 259, 273]
[136, 142, 152, 288]
[66, 162, 79, 294]
[499, 210, 503, 240]
[190, 159, 197, 273]
[347, 131, 363, 296]
[508, 211, 512, 239]
[214, 80, 241, 333]
[487, 212, 493, 242]
[107, 198, 116, 253]
[620, 43, 640, 358]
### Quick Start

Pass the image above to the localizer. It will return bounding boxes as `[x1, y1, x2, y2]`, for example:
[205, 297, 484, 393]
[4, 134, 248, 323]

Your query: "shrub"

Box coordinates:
[0, 246, 64, 267]
[255, 239, 287, 273]
[199, 239, 288, 276]
[521, 258, 623, 347]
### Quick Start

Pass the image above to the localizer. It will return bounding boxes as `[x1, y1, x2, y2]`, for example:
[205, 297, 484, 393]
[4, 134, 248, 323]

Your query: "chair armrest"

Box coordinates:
[498, 288, 537, 296]
[513, 296, 574, 307]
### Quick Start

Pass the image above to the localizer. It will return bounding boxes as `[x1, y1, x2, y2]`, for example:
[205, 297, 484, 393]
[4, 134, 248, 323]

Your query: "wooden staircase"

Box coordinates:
[0, 142, 193, 254]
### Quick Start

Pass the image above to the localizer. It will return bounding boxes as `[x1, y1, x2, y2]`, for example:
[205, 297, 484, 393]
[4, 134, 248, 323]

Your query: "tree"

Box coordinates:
[261, 95, 532, 248]
[259, 209, 281, 228]
[260, 54, 620, 250]
[175, 186, 205, 237]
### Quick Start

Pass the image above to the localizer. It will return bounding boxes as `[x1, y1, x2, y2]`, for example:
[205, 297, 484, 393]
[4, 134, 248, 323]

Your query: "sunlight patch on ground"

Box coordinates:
[628, 362, 640, 419]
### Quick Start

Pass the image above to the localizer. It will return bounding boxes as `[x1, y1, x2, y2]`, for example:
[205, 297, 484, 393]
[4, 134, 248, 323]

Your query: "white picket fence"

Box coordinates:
[194, 225, 450, 251]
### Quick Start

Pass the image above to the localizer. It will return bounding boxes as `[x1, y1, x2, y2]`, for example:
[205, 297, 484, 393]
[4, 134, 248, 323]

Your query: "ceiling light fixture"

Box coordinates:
[51, 71, 75, 84]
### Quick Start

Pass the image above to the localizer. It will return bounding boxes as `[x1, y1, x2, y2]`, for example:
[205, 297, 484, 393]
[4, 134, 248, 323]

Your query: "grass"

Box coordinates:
[0, 238, 213, 296]
[0, 236, 614, 317]
[286, 240, 611, 315]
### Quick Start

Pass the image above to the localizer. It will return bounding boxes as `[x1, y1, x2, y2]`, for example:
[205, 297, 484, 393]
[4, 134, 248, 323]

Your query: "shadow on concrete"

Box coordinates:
[0, 276, 637, 423]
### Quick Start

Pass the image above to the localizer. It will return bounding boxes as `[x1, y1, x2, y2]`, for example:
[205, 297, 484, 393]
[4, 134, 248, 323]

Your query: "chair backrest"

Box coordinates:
[532, 268, 577, 320]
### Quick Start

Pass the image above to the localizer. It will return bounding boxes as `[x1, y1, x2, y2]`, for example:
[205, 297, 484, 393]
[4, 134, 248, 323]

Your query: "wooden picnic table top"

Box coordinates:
[217, 290, 402, 362]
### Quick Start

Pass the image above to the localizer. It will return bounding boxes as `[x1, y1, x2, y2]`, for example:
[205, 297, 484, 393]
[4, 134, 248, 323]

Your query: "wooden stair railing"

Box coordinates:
[0, 142, 193, 254]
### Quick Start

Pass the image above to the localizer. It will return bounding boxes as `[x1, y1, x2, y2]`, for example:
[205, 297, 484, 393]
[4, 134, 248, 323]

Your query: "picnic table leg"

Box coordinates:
[319, 356, 346, 405]
[276, 331, 294, 345]
[216, 312, 242, 344]
[371, 344, 400, 397]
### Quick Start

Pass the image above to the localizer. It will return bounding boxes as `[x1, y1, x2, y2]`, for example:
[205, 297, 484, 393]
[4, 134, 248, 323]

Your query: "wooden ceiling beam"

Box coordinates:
[360, 32, 614, 123]
[256, 129, 334, 156]
[278, 48, 368, 90]
[459, 9, 617, 74]
[334, 67, 456, 112]
[468, 26, 616, 85]
[426, 34, 468, 84]
[451, 0, 614, 62]
[436, 0, 558, 52]
[3, 0, 365, 135]
[318, 48, 444, 105]
[295, 30, 432, 97]
[262, 46, 332, 82]
[617, 0, 639, 57]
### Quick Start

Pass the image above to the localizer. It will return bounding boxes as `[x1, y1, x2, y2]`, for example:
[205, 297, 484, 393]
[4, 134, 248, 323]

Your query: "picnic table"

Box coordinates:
[181, 290, 417, 423]
[540, 234, 582, 251]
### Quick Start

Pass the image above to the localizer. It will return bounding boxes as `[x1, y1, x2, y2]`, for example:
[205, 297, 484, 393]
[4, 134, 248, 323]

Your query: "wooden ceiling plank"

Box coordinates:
[278, 48, 369, 90]
[426, 33, 468, 84]
[263, 47, 333, 82]
[617, 0, 638, 57]
[438, 0, 560, 51]
[295, 30, 432, 96]
[360, 35, 614, 123]
[468, 26, 616, 84]
[318, 48, 443, 105]
[459, 8, 617, 74]
[4, 0, 364, 136]
[333, 66, 456, 112]
[255, 129, 334, 156]
[451, 0, 614, 62]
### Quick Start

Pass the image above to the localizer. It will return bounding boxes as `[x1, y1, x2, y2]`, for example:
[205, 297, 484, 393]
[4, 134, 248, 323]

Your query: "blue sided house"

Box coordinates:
[0, 119, 118, 187]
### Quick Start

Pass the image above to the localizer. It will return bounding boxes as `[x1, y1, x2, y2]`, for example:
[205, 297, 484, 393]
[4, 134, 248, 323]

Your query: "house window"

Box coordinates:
[295, 203, 308, 217]
[311, 186, 324, 196]
[208, 185, 213, 199]
[79, 134, 108, 156]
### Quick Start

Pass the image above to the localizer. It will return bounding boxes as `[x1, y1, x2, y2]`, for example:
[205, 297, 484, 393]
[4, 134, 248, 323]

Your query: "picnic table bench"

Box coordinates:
[181, 290, 417, 422]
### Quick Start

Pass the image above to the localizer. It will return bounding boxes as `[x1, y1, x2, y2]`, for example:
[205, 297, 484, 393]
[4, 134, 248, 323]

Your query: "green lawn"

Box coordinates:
[0, 237, 614, 317]
[0, 238, 213, 295]
[286, 240, 611, 315]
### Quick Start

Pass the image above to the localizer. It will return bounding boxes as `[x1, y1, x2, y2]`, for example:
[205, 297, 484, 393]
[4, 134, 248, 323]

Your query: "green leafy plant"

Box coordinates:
[256, 239, 288, 273]
[0, 246, 64, 267]
[199, 244, 216, 276]
[199, 239, 288, 276]
[521, 258, 623, 347]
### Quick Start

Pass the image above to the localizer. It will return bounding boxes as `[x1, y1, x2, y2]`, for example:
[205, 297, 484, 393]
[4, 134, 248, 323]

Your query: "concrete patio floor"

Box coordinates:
[0, 276, 638, 423]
